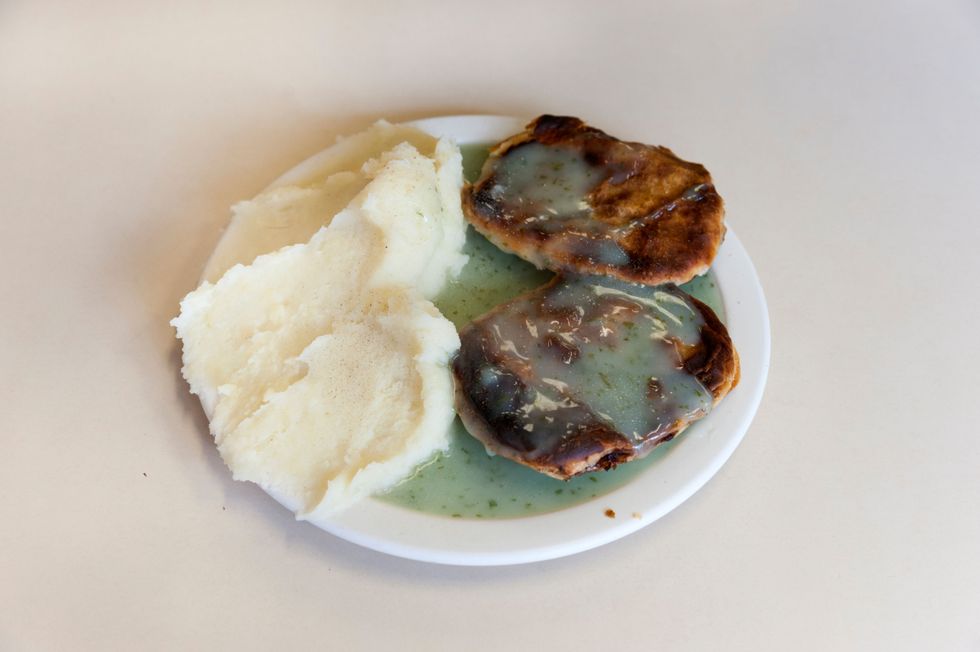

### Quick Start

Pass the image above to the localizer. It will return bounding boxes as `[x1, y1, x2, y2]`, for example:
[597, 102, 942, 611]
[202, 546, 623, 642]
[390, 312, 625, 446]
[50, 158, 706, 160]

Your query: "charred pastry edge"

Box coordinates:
[451, 276, 741, 480]
[462, 115, 727, 287]
[452, 379, 639, 480]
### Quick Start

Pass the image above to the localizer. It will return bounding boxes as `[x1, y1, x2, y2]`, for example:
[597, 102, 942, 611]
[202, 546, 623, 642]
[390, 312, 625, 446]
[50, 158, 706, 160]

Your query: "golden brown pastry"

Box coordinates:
[463, 115, 726, 286]
[452, 274, 740, 479]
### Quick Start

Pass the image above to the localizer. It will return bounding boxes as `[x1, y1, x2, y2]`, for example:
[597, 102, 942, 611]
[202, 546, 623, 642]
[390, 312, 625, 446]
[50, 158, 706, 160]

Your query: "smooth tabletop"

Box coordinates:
[2, 1, 979, 650]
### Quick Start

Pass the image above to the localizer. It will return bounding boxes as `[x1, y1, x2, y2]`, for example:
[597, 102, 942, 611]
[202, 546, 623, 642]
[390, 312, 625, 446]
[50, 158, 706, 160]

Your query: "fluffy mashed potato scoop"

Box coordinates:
[202, 121, 444, 283]
[173, 125, 467, 519]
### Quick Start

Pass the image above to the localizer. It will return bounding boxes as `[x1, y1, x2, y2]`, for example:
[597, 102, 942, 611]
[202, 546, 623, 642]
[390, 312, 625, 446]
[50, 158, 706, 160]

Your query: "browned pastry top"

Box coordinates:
[452, 274, 740, 480]
[463, 115, 726, 286]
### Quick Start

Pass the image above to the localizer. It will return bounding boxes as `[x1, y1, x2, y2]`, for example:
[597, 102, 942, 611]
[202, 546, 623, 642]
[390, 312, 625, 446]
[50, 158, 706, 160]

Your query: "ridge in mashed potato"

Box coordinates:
[173, 128, 467, 519]
[202, 120, 450, 283]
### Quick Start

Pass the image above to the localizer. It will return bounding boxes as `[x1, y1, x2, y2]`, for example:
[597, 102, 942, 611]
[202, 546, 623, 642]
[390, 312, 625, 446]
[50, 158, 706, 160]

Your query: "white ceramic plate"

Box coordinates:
[221, 115, 770, 566]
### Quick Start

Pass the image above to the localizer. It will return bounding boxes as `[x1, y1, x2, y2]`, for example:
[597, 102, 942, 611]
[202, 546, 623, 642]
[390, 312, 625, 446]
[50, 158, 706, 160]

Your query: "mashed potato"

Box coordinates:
[173, 131, 466, 519]
[202, 121, 443, 283]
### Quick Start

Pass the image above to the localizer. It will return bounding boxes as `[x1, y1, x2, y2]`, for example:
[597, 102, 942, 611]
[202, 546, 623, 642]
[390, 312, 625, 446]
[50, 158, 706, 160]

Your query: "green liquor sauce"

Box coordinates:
[378, 144, 725, 519]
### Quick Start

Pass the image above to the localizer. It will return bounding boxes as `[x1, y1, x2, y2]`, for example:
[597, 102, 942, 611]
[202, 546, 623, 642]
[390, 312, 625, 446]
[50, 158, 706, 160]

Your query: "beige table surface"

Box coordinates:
[3, 1, 979, 650]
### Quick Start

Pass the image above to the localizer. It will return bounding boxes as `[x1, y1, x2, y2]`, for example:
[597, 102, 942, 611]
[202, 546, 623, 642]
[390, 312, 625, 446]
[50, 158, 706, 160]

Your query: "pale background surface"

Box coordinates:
[2, 1, 979, 650]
